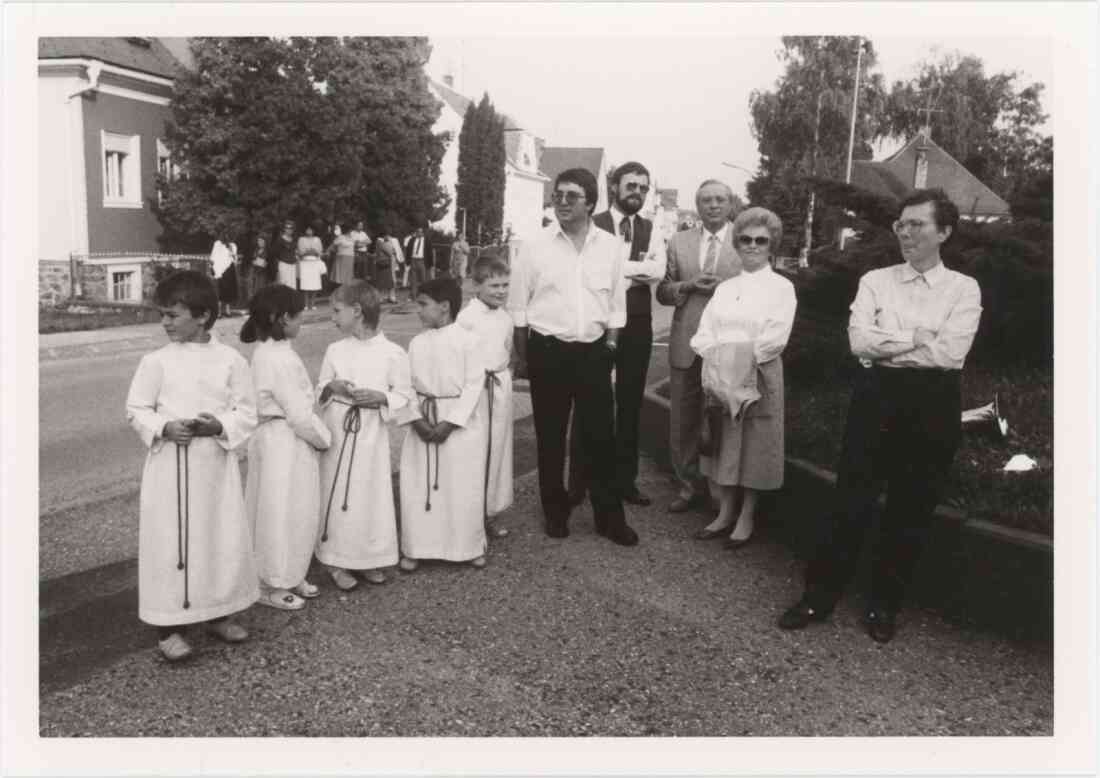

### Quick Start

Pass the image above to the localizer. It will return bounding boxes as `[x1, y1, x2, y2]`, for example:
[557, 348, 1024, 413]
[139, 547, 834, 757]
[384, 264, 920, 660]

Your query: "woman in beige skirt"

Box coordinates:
[688, 207, 797, 549]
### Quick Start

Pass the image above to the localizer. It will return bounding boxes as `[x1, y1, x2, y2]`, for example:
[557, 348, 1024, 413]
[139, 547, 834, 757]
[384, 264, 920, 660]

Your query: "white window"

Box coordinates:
[107, 263, 143, 302]
[102, 132, 142, 208]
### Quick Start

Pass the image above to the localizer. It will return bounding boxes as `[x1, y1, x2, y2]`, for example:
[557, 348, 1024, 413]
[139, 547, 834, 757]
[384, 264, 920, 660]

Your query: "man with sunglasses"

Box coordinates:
[778, 188, 982, 644]
[567, 161, 666, 509]
[656, 179, 742, 515]
[509, 168, 638, 546]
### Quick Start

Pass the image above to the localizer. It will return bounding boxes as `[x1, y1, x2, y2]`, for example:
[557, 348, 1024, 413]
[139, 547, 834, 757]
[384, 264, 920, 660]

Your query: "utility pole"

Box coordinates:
[844, 37, 864, 185]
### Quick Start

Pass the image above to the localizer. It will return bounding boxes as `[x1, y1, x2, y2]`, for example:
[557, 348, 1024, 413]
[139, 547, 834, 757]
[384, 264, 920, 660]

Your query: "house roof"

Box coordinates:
[853, 133, 1011, 218]
[429, 78, 522, 131]
[38, 37, 185, 80]
[538, 146, 606, 202]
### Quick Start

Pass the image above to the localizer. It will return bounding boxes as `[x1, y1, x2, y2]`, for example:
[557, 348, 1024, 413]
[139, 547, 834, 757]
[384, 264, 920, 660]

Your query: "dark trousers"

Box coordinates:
[568, 314, 652, 495]
[803, 366, 962, 615]
[528, 330, 627, 529]
[409, 258, 427, 297]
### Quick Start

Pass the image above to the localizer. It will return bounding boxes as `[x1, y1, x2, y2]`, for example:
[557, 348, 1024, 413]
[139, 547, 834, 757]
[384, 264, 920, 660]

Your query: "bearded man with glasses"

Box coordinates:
[508, 168, 638, 546]
[778, 187, 982, 644]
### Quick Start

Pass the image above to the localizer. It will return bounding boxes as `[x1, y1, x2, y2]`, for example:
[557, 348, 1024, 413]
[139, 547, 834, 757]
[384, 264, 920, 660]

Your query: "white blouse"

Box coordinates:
[690, 265, 797, 365]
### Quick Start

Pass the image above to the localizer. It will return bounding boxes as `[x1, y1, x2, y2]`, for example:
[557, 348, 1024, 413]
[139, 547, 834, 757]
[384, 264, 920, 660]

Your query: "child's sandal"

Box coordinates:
[470, 555, 487, 569]
[157, 632, 194, 662]
[205, 619, 249, 643]
[398, 557, 419, 573]
[259, 588, 306, 610]
[363, 569, 387, 585]
[291, 580, 320, 599]
[329, 569, 359, 592]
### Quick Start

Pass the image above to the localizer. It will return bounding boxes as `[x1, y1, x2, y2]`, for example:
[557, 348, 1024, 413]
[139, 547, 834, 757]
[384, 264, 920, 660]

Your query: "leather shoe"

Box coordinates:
[777, 600, 829, 631]
[597, 522, 639, 546]
[723, 534, 754, 550]
[545, 517, 569, 539]
[862, 609, 897, 643]
[621, 487, 652, 506]
[668, 494, 707, 513]
[693, 526, 730, 540]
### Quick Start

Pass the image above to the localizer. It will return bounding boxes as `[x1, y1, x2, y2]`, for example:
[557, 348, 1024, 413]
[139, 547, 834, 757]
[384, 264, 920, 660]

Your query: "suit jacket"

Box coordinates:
[656, 226, 741, 369]
[594, 210, 653, 318]
[404, 234, 427, 264]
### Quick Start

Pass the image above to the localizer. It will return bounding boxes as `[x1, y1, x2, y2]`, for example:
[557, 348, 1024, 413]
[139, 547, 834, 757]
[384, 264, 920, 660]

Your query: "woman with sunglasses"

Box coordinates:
[688, 206, 797, 549]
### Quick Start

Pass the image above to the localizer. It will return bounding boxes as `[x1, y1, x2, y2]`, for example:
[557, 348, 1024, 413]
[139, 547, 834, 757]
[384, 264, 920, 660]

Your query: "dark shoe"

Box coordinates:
[597, 522, 639, 546]
[545, 516, 569, 539]
[777, 600, 829, 631]
[693, 526, 730, 540]
[723, 534, 754, 550]
[862, 609, 897, 644]
[621, 487, 652, 507]
[668, 494, 706, 513]
[566, 488, 586, 507]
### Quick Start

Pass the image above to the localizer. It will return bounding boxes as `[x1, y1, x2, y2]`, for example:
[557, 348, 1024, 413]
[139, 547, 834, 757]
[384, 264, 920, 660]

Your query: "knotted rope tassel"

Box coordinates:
[417, 392, 460, 512]
[175, 442, 191, 610]
[482, 369, 503, 522]
[321, 402, 362, 543]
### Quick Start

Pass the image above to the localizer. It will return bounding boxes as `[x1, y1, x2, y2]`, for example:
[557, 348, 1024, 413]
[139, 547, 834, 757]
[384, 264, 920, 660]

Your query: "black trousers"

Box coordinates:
[803, 366, 962, 615]
[528, 330, 627, 529]
[568, 314, 652, 495]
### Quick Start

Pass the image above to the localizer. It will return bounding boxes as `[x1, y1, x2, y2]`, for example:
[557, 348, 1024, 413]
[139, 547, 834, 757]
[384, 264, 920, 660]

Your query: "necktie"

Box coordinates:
[620, 215, 633, 246]
[702, 234, 719, 275]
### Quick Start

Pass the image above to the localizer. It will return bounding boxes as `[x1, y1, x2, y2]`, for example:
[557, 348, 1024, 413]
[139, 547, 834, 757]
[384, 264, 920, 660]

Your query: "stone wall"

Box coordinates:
[81, 264, 109, 302]
[38, 261, 72, 307]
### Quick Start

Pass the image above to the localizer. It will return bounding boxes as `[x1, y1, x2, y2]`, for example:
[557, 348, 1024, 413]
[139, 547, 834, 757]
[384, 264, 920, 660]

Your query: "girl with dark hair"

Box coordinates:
[241, 285, 332, 610]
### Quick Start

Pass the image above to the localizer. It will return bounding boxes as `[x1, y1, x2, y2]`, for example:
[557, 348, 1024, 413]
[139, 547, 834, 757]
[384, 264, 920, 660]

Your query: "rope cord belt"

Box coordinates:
[320, 399, 381, 542]
[417, 391, 460, 511]
[175, 442, 191, 610]
[482, 369, 504, 522]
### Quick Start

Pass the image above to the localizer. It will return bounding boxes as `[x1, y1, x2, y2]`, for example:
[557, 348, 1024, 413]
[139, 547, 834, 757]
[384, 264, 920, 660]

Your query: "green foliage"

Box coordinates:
[455, 93, 506, 242]
[157, 37, 448, 251]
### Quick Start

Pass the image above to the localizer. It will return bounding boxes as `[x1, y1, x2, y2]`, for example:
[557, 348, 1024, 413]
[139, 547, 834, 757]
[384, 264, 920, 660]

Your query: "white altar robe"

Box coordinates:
[456, 297, 514, 517]
[397, 324, 488, 561]
[315, 334, 412, 570]
[245, 339, 331, 588]
[125, 337, 259, 626]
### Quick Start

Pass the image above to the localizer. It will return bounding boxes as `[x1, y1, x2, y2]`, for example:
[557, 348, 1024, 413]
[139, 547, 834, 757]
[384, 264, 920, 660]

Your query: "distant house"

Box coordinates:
[852, 129, 1011, 221]
[38, 37, 187, 304]
[428, 76, 549, 245]
[538, 146, 611, 214]
[652, 187, 680, 243]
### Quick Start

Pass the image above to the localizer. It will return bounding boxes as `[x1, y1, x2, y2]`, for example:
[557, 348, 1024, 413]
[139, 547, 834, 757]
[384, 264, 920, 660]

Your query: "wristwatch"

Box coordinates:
[605, 338, 618, 352]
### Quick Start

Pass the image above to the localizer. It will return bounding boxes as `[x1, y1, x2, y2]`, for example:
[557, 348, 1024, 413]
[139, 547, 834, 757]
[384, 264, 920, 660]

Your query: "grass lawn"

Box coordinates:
[783, 306, 1053, 537]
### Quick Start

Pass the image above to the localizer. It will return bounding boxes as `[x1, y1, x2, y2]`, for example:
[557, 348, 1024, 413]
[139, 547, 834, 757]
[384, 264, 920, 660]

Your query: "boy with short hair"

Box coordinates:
[456, 257, 515, 537]
[126, 270, 260, 662]
[397, 278, 489, 570]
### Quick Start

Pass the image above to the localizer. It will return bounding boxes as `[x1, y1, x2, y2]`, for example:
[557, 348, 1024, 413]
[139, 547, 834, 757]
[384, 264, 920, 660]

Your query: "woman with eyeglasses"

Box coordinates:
[688, 206, 797, 549]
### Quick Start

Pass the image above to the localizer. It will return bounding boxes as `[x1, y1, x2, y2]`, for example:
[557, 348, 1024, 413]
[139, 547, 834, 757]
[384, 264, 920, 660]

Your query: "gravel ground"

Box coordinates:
[39, 458, 1052, 738]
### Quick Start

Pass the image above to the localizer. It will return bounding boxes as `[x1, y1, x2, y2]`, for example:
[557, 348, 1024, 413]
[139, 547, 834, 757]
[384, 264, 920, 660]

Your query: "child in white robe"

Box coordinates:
[242, 285, 331, 610]
[398, 278, 489, 571]
[456, 256, 515, 538]
[125, 270, 259, 662]
[316, 281, 412, 591]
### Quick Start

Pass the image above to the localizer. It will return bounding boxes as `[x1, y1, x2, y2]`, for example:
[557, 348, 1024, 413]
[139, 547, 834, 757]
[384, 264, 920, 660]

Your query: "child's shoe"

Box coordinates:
[259, 588, 306, 610]
[485, 519, 509, 538]
[205, 619, 249, 643]
[330, 568, 359, 591]
[470, 555, 487, 569]
[398, 557, 419, 573]
[363, 569, 387, 585]
[291, 580, 320, 599]
[157, 632, 193, 662]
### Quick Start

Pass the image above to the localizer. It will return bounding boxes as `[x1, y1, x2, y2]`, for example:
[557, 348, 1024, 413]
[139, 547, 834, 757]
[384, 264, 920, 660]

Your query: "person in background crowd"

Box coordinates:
[656, 179, 741, 514]
[249, 234, 274, 299]
[373, 232, 398, 303]
[450, 231, 471, 280]
[509, 167, 638, 547]
[296, 223, 325, 311]
[777, 188, 981, 644]
[326, 222, 357, 290]
[404, 227, 429, 298]
[390, 233, 409, 291]
[273, 220, 298, 290]
[210, 231, 239, 317]
[349, 220, 371, 280]
[689, 207, 796, 549]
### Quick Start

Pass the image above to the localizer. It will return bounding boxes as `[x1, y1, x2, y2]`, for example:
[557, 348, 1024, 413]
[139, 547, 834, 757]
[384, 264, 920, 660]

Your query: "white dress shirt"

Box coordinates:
[848, 261, 982, 370]
[697, 224, 730, 273]
[610, 206, 667, 285]
[690, 265, 797, 364]
[508, 221, 628, 342]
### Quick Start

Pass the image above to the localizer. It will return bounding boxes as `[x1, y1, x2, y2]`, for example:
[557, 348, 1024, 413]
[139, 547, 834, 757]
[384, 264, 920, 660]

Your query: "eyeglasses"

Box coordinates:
[621, 182, 650, 195]
[892, 219, 929, 234]
[737, 235, 771, 247]
[551, 191, 586, 206]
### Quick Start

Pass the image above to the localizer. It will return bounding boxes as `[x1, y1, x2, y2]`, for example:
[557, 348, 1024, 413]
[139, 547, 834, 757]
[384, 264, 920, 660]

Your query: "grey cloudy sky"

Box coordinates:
[427, 35, 1053, 202]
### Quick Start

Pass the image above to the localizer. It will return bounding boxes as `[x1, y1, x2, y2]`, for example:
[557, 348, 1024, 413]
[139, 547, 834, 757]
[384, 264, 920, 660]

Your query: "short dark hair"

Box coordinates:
[900, 188, 959, 236]
[154, 270, 219, 330]
[418, 277, 462, 321]
[610, 161, 650, 187]
[471, 256, 511, 284]
[554, 168, 598, 214]
[333, 280, 382, 329]
[240, 284, 305, 343]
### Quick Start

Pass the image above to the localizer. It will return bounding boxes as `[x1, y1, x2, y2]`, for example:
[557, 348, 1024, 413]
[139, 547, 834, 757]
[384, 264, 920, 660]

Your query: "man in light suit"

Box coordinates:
[656, 179, 741, 513]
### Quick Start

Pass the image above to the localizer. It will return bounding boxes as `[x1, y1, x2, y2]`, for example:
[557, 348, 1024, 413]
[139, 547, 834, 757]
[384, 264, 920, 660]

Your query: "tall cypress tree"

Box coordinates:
[455, 93, 505, 243]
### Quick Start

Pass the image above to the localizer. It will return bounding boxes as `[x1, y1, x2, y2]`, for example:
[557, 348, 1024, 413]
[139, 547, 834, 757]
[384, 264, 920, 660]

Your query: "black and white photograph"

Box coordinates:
[2, 2, 1096, 775]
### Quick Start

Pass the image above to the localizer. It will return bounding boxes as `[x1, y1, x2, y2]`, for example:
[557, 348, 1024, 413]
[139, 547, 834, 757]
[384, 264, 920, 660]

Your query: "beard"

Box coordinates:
[616, 193, 644, 216]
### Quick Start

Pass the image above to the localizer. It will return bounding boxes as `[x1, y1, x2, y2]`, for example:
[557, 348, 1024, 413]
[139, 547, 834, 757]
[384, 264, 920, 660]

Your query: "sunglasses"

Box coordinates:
[551, 191, 587, 206]
[621, 182, 651, 195]
[737, 235, 771, 247]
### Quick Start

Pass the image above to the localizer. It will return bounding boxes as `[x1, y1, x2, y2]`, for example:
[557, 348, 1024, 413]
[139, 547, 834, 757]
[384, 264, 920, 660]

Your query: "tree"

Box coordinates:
[157, 37, 448, 250]
[455, 93, 506, 243]
[883, 53, 1049, 204]
[748, 37, 887, 260]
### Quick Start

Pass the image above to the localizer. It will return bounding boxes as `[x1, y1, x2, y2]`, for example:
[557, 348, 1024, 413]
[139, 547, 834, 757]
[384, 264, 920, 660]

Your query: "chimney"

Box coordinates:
[443, 74, 454, 88]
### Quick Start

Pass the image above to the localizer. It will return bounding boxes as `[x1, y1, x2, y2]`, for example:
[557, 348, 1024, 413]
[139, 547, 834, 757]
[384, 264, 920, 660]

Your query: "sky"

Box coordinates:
[426, 35, 1053, 203]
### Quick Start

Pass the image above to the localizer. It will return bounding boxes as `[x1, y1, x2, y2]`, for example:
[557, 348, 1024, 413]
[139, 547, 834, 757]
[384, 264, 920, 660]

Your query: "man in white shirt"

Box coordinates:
[403, 227, 428, 298]
[656, 180, 741, 513]
[779, 188, 982, 644]
[509, 168, 637, 546]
